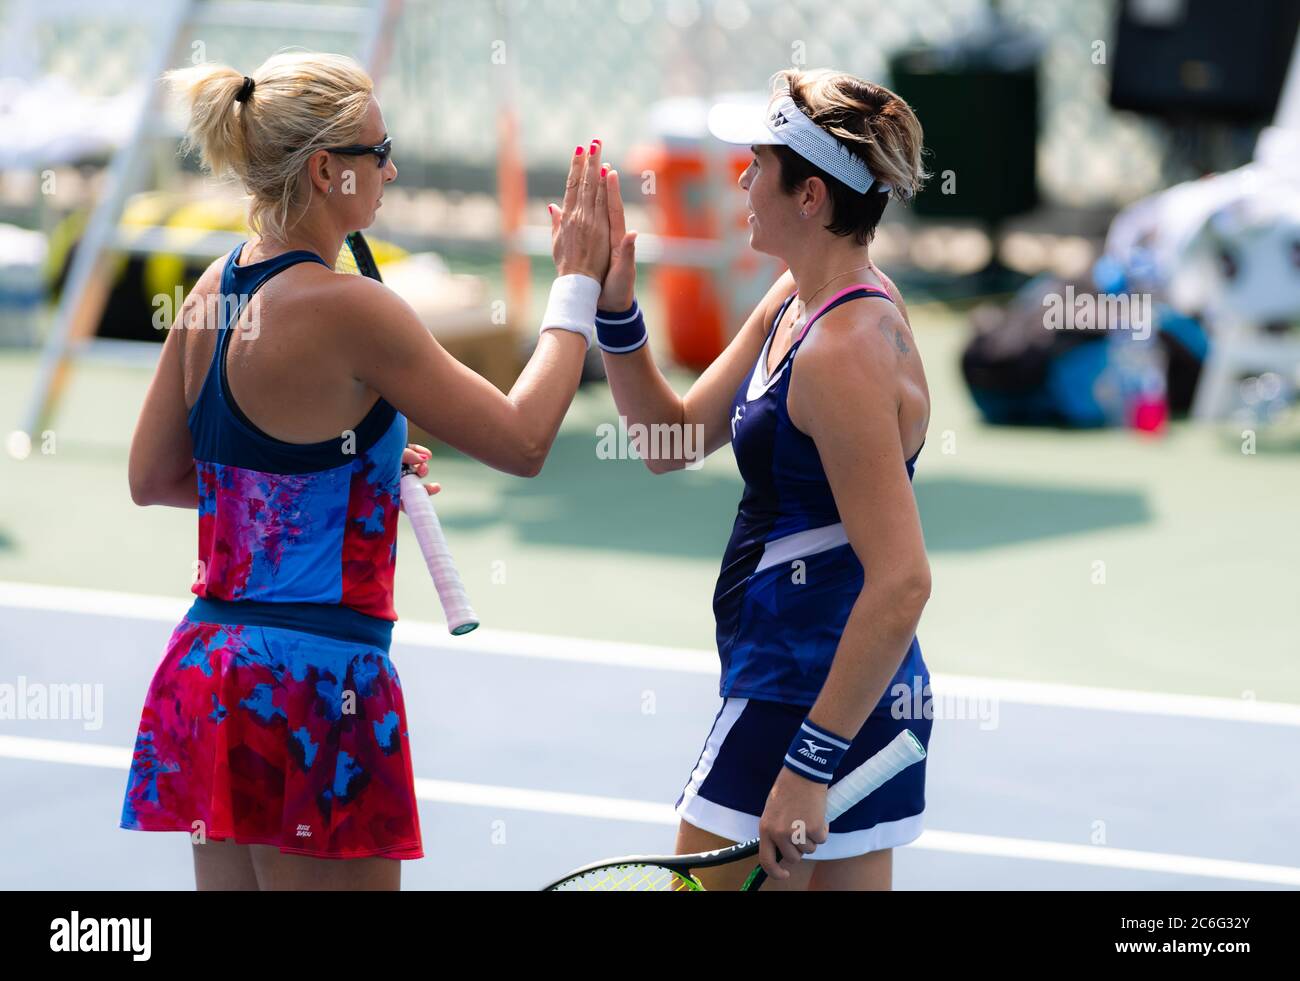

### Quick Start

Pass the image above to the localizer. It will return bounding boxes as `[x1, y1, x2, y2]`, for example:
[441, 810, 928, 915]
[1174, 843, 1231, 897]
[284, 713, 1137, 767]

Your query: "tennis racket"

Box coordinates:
[543, 728, 926, 891]
[336, 231, 480, 636]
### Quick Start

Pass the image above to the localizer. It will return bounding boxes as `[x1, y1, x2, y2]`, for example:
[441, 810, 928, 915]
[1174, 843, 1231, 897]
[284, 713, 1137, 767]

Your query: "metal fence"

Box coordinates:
[0, 0, 1172, 208]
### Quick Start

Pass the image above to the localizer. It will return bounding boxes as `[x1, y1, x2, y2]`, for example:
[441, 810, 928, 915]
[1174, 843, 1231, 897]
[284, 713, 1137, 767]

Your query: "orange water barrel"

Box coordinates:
[629, 98, 784, 370]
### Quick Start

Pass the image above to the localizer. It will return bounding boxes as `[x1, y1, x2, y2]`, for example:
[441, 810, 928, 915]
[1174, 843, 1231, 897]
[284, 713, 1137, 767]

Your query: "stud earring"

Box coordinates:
[327, 186, 334, 195]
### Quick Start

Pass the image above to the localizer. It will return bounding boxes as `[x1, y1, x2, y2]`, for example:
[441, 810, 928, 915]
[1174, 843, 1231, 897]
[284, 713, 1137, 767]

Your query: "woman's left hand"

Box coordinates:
[757, 767, 829, 880]
[401, 444, 441, 497]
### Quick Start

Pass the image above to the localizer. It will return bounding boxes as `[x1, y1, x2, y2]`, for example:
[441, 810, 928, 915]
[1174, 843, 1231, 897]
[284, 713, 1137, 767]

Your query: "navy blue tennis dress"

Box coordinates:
[675, 284, 931, 859]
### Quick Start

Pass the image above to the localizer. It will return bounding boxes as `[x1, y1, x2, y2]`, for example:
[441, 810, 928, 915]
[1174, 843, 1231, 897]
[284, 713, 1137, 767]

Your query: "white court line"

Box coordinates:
[912, 831, 1300, 887]
[2, 733, 1297, 886]
[0, 733, 132, 770]
[0, 581, 190, 624]
[413, 777, 674, 826]
[4, 579, 1299, 726]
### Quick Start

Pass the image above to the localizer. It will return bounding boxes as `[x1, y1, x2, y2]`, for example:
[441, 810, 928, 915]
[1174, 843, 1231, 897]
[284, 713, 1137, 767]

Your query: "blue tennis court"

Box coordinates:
[2, 586, 1298, 890]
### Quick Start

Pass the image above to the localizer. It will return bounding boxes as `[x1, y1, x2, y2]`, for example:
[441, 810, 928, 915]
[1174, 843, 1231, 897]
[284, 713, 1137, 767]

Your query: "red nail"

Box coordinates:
[575, 145, 584, 156]
[600, 165, 608, 178]
[590, 142, 599, 155]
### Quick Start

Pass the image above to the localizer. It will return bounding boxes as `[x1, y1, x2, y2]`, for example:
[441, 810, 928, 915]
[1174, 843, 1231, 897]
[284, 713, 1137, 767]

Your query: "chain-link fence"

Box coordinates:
[380, 0, 1168, 208]
[1, 0, 1171, 208]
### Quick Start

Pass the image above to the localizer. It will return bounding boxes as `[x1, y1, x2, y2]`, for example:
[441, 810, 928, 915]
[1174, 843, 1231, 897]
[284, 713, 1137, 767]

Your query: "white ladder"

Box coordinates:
[12, 0, 401, 444]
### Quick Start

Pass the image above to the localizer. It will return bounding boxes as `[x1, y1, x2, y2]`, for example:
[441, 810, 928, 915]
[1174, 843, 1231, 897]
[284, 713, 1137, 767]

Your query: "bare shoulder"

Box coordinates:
[802, 296, 913, 378]
[792, 285, 930, 451]
[305, 269, 426, 354]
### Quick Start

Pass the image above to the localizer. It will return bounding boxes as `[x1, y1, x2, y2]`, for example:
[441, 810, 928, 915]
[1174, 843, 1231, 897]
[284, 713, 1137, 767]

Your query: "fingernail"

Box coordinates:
[575, 145, 584, 156]
[600, 165, 608, 178]
[592, 138, 601, 147]
[589, 141, 599, 154]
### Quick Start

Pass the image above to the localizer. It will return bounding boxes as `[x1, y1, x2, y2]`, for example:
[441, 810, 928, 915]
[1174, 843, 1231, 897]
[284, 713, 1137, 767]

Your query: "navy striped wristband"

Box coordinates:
[783, 719, 852, 784]
[595, 299, 648, 354]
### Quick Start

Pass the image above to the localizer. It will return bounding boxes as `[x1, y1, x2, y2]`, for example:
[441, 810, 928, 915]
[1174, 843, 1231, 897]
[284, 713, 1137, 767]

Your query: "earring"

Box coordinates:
[327, 186, 334, 195]
[800, 210, 807, 217]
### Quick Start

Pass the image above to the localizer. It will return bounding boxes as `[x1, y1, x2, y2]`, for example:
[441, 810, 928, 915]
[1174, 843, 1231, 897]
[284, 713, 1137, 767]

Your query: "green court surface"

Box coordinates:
[1, 303, 1297, 705]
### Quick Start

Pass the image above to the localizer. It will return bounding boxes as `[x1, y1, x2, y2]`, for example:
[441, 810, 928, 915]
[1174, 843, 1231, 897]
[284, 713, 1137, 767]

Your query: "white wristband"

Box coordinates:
[540, 274, 600, 349]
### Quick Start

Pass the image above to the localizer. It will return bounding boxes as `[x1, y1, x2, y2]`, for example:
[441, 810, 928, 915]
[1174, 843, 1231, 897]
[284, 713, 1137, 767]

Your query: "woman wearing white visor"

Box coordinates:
[595, 69, 931, 889]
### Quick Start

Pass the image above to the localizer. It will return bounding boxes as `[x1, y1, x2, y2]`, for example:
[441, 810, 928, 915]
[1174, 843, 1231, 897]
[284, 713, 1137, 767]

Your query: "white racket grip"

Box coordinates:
[825, 729, 926, 822]
[400, 473, 479, 635]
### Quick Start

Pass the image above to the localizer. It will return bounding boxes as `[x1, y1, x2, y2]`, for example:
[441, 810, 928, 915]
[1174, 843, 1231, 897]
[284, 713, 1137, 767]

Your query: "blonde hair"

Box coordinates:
[165, 52, 374, 241]
[772, 68, 928, 203]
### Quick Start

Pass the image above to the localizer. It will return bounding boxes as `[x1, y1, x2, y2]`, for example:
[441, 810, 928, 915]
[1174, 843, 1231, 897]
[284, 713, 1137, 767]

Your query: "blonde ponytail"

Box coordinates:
[164, 52, 374, 241]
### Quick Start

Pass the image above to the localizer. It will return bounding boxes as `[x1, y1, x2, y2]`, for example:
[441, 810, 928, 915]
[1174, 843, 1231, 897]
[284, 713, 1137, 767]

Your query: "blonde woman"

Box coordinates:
[121, 52, 611, 889]
[595, 69, 932, 889]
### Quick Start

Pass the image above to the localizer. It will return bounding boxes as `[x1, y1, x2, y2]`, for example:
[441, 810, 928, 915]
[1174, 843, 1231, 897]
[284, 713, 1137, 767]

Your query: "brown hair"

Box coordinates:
[770, 68, 928, 244]
[165, 52, 374, 241]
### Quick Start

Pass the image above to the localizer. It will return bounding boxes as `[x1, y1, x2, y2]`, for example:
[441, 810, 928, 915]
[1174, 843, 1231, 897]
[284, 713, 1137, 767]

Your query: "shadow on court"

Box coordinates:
[431, 425, 1155, 559]
[916, 477, 1152, 552]
[431, 423, 741, 559]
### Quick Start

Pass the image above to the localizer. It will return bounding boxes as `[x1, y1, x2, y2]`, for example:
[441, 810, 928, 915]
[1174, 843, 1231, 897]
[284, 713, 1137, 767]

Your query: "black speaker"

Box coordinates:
[890, 43, 1039, 223]
[1110, 0, 1300, 122]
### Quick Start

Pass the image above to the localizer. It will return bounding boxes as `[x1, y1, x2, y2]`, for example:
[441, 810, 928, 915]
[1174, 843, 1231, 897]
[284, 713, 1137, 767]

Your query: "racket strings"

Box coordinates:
[334, 242, 362, 276]
[551, 864, 701, 891]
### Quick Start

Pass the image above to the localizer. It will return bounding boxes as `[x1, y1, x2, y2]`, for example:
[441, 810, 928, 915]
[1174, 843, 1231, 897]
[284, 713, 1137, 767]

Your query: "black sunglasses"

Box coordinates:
[323, 136, 393, 168]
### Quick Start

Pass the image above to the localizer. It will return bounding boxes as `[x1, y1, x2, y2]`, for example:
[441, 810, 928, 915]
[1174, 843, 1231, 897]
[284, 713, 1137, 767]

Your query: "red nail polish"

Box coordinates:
[590, 142, 599, 155]
[575, 145, 584, 156]
[600, 165, 608, 178]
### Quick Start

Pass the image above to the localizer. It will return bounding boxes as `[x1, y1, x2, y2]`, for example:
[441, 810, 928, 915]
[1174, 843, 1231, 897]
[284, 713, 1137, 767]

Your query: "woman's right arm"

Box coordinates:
[596, 171, 794, 472]
[348, 297, 585, 477]
[343, 143, 611, 478]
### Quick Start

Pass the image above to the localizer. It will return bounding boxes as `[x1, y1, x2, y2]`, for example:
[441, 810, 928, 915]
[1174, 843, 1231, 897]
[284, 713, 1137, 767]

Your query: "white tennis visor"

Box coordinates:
[707, 92, 889, 195]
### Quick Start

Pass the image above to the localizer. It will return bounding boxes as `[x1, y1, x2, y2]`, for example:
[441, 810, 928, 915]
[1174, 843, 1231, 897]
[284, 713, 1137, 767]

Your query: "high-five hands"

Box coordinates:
[548, 139, 613, 284]
[599, 165, 638, 312]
